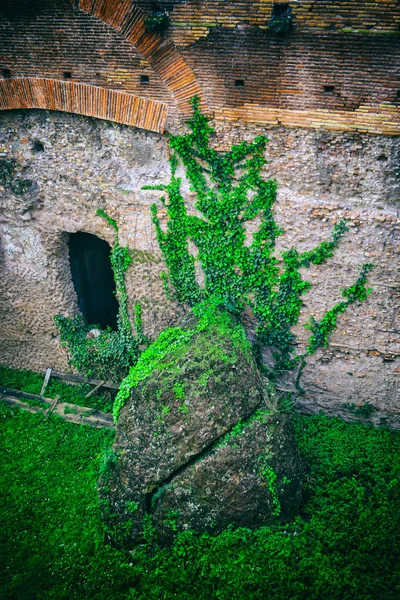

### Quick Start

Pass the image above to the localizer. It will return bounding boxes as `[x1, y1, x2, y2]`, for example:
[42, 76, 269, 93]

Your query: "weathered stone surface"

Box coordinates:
[100, 310, 302, 546]
[150, 411, 302, 545]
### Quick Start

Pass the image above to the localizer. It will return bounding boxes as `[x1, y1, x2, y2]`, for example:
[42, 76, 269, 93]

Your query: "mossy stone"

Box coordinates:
[100, 308, 302, 547]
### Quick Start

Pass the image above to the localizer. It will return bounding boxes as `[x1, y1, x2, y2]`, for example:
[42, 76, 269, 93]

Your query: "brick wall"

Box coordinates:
[0, 0, 180, 125]
[1, 0, 398, 134]
[181, 29, 400, 111]
[159, 0, 400, 46]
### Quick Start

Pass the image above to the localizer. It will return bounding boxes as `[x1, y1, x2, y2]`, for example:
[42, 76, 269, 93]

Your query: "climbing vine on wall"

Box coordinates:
[54, 210, 146, 382]
[146, 97, 372, 382]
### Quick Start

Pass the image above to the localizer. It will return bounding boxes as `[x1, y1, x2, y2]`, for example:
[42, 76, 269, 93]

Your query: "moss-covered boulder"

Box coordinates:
[100, 303, 302, 547]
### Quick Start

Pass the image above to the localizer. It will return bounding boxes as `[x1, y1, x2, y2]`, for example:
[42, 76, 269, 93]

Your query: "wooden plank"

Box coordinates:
[44, 394, 60, 421]
[0, 386, 49, 404]
[0, 396, 43, 415]
[0, 389, 115, 429]
[85, 381, 106, 399]
[41, 368, 52, 397]
[40, 370, 120, 390]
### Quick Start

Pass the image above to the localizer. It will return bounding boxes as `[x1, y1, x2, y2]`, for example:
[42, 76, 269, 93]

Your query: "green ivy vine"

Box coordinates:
[145, 96, 372, 381]
[54, 210, 146, 382]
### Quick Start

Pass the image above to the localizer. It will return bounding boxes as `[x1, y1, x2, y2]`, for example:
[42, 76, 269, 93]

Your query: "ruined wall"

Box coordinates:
[0, 109, 399, 424]
[136, 0, 400, 37]
[0, 109, 175, 372]
[0, 0, 399, 423]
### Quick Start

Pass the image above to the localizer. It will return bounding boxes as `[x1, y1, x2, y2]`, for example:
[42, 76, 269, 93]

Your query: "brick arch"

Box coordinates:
[68, 0, 207, 116]
[0, 78, 168, 133]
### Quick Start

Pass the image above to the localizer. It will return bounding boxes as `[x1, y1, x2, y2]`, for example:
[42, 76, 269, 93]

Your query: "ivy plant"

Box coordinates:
[54, 210, 146, 382]
[145, 97, 372, 383]
[144, 10, 169, 33]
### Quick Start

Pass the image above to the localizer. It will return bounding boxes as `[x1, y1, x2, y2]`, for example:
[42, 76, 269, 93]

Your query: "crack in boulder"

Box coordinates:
[144, 402, 266, 515]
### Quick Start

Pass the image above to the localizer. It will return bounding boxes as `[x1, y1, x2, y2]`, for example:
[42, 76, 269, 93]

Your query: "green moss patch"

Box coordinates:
[113, 296, 252, 421]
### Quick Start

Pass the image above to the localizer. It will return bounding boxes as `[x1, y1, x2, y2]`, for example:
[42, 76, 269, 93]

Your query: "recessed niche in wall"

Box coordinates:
[2, 68, 11, 78]
[33, 140, 44, 153]
[140, 74, 150, 84]
[323, 85, 335, 94]
[235, 79, 245, 87]
[63, 71, 72, 79]
[269, 3, 293, 34]
[273, 3, 290, 16]
[68, 232, 119, 331]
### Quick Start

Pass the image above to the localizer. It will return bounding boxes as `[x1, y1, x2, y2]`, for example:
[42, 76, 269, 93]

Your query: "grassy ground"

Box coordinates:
[1, 367, 400, 599]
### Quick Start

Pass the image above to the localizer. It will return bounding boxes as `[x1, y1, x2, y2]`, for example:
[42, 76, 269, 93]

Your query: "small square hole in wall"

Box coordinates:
[63, 71, 72, 79]
[323, 85, 335, 94]
[2, 68, 11, 78]
[235, 79, 245, 87]
[140, 75, 150, 84]
[272, 3, 290, 18]
[396, 90, 400, 102]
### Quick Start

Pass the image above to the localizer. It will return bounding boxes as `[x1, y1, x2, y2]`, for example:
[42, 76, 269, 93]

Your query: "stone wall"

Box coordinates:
[0, 109, 399, 424]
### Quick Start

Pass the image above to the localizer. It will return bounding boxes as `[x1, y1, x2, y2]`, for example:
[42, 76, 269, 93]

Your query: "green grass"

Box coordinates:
[0, 406, 127, 599]
[0, 369, 400, 599]
[0, 366, 115, 412]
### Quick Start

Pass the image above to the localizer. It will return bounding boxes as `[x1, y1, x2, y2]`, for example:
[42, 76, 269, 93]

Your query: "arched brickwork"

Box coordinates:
[68, 0, 208, 116]
[0, 78, 168, 133]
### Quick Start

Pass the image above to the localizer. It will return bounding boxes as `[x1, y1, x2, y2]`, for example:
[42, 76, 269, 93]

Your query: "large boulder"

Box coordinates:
[99, 306, 302, 547]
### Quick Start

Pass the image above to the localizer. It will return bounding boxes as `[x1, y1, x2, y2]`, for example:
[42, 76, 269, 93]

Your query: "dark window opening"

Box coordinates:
[396, 90, 400, 102]
[63, 71, 72, 79]
[140, 74, 150, 84]
[68, 232, 119, 330]
[323, 85, 335, 94]
[235, 79, 245, 87]
[2, 68, 11, 78]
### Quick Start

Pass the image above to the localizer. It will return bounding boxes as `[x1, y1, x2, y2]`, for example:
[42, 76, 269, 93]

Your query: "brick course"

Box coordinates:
[0, 78, 168, 133]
